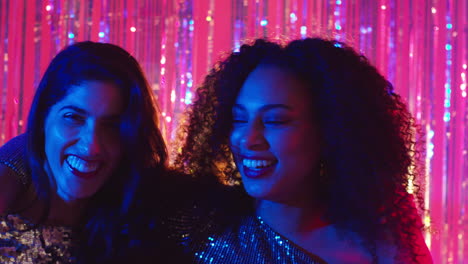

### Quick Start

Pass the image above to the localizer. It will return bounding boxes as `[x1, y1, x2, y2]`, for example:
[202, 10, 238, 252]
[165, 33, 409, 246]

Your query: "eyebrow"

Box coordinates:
[233, 104, 293, 112]
[60, 105, 87, 114]
[59, 105, 122, 119]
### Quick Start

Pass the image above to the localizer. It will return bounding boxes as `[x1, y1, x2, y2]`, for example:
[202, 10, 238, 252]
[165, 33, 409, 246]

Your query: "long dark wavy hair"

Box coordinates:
[26, 41, 167, 263]
[173, 38, 427, 263]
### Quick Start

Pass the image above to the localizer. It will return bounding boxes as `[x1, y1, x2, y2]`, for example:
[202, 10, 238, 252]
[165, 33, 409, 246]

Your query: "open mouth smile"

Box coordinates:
[65, 155, 101, 179]
[241, 157, 278, 178]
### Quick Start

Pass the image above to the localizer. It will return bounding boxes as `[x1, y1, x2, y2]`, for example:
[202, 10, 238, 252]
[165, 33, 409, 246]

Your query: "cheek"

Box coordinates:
[229, 130, 241, 150]
[270, 130, 305, 153]
[45, 117, 80, 145]
[105, 137, 124, 161]
[295, 133, 321, 170]
[273, 129, 320, 162]
[44, 121, 64, 159]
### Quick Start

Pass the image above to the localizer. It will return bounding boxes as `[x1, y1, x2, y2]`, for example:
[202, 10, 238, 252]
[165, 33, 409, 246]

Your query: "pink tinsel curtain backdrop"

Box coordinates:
[0, 0, 466, 262]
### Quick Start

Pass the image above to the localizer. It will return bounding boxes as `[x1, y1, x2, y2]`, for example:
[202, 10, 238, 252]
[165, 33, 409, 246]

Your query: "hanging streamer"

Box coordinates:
[0, 1, 466, 262]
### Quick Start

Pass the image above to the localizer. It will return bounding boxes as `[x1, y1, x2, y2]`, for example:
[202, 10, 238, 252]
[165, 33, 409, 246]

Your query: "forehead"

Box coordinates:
[236, 64, 310, 108]
[55, 81, 124, 114]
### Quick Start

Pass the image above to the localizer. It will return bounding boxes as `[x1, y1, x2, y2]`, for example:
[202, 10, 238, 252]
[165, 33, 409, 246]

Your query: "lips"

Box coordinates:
[241, 156, 278, 178]
[65, 155, 101, 179]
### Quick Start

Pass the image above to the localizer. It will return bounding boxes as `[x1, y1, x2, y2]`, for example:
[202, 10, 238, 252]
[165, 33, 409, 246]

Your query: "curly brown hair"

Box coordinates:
[173, 38, 427, 263]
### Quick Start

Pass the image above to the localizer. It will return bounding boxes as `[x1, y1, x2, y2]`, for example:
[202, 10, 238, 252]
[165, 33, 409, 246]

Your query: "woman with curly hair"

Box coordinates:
[173, 38, 432, 263]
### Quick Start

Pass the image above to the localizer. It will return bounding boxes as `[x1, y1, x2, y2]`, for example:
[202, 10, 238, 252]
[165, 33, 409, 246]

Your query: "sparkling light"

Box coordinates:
[444, 99, 450, 107]
[300, 26, 307, 36]
[0, 3, 465, 262]
[424, 215, 431, 227]
[185, 91, 192, 104]
[130, 26, 136, 32]
[290, 13, 297, 23]
[427, 129, 435, 159]
[444, 112, 451, 122]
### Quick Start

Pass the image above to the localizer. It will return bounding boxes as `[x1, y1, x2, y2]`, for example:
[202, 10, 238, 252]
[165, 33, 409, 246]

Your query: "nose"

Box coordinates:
[78, 123, 102, 157]
[240, 120, 269, 151]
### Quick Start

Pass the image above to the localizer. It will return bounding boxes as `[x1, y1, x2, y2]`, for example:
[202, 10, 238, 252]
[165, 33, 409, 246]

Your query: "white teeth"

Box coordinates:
[242, 159, 275, 169]
[66, 155, 99, 173]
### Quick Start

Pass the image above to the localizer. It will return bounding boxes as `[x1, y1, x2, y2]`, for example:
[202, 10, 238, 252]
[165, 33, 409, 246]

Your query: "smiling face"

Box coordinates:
[44, 81, 124, 202]
[230, 64, 322, 205]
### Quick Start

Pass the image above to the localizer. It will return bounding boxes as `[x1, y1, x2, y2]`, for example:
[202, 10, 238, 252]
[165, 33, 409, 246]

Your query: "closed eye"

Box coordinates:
[63, 112, 85, 124]
[232, 113, 248, 124]
[264, 120, 290, 125]
[233, 119, 247, 123]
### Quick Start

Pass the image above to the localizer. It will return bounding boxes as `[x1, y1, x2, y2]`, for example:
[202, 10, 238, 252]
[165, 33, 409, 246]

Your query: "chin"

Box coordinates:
[59, 187, 98, 201]
[244, 188, 272, 201]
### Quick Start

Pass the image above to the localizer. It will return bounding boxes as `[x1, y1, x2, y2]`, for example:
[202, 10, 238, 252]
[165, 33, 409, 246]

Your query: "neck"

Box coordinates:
[256, 199, 328, 236]
[16, 186, 88, 227]
[42, 162, 88, 227]
[47, 191, 88, 227]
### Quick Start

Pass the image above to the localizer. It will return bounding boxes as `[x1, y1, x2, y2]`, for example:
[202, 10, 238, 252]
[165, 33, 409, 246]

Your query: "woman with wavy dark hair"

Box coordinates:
[173, 38, 432, 263]
[0, 41, 183, 263]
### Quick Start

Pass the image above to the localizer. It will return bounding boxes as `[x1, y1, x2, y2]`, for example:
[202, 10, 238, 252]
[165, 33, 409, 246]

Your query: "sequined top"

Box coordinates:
[0, 214, 75, 264]
[176, 210, 328, 264]
[0, 134, 76, 263]
[0, 134, 28, 185]
[0, 135, 327, 263]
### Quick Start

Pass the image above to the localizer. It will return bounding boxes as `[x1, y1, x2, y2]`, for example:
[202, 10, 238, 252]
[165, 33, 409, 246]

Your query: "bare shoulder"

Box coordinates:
[0, 163, 23, 214]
